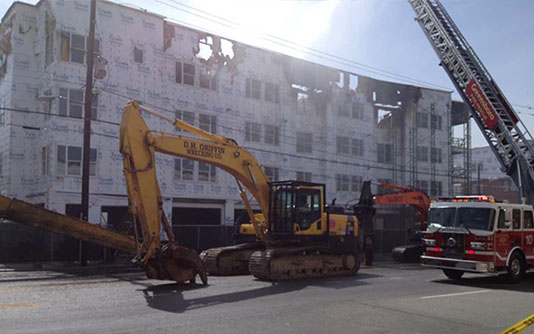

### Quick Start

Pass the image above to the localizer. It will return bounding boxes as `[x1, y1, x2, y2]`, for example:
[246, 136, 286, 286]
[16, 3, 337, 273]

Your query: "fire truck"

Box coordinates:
[421, 196, 534, 282]
[407, 0, 534, 282]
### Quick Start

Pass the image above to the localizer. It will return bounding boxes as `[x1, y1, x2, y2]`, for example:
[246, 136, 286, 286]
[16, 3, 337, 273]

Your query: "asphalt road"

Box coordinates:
[0, 263, 533, 334]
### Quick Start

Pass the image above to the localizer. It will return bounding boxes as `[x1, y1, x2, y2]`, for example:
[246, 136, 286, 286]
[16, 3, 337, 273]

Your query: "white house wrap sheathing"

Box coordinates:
[0, 0, 451, 234]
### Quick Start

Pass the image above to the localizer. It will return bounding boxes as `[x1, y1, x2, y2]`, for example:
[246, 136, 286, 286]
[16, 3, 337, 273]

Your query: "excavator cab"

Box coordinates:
[269, 181, 326, 239]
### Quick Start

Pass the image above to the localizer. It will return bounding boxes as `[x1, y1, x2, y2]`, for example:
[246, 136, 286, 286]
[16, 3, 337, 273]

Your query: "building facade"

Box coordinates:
[0, 0, 454, 257]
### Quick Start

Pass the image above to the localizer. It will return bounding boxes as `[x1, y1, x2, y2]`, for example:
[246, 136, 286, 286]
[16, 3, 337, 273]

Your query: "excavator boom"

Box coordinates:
[0, 196, 136, 254]
[353, 181, 430, 225]
[373, 183, 430, 227]
[120, 101, 271, 239]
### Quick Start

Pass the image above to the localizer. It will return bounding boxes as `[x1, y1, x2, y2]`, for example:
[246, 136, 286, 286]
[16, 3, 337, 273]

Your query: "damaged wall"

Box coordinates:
[0, 0, 453, 255]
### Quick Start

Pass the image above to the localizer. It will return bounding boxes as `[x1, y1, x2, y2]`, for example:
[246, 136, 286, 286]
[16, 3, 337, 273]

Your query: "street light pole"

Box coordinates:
[80, 0, 96, 267]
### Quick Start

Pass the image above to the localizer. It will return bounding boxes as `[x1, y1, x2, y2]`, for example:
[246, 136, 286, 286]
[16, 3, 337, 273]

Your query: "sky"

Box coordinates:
[1, 0, 533, 148]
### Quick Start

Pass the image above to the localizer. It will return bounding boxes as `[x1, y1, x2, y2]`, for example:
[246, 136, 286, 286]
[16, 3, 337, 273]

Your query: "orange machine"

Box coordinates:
[352, 181, 431, 263]
[372, 183, 430, 231]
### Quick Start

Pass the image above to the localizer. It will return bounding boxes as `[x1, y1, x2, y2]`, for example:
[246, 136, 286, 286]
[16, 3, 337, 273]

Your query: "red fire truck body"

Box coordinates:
[421, 196, 534, 282]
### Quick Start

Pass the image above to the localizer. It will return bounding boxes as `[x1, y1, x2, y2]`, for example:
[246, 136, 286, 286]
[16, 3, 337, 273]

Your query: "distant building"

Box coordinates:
[0, 0, 461, 260]
[458, 145, 523, 203]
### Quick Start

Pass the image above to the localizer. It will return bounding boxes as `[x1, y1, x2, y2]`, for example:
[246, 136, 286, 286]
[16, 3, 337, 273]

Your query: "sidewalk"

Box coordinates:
[0, 260, 139, 273]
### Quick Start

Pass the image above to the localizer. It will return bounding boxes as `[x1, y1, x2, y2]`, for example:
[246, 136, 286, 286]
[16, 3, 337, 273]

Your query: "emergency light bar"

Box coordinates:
[435, 195, 495, 203]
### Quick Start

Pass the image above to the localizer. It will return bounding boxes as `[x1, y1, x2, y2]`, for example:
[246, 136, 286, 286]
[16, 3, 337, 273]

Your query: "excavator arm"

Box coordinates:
[120, 100, 271, 240]
[119, 100, 273, 279]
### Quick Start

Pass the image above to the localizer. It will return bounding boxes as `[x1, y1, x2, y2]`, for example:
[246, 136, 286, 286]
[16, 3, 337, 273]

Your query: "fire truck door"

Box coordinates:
[523, 210, 534, 264]
[495, 209, 511, 265]
[510, 209, 523, 250]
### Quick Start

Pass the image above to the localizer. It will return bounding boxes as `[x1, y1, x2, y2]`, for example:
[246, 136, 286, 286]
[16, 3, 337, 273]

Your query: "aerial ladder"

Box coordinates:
[407, 0, 534, 204]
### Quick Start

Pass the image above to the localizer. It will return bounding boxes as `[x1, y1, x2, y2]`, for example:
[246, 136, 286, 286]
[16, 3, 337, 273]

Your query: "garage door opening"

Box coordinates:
[171, 207, 232, 251]
[172, 207, 221, 225]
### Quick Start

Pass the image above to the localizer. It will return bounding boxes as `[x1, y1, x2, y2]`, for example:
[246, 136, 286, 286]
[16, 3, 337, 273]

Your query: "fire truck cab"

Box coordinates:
[421, 196, 534, 283]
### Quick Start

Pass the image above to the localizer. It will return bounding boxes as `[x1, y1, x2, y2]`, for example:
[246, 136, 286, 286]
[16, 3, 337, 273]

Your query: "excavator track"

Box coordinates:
[200, 243, 263, 275]
[249, 246, 360, 281]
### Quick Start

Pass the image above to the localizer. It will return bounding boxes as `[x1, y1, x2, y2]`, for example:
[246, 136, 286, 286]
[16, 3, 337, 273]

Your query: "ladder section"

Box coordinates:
[407, 0, 534, 203]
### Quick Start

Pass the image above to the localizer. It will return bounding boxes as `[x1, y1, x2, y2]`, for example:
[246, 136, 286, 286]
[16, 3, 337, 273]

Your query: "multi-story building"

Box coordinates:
[0, 0, 456, 260]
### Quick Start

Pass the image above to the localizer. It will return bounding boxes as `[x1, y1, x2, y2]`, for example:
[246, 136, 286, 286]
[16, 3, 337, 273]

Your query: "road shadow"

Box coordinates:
[432, 272, 534, 293]
[140, 272, 380, 313]
[0, 265, 144, 284]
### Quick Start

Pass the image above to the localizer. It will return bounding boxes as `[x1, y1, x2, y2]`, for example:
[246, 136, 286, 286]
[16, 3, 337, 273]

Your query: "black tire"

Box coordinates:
[443, 269, 464, 280]
[343, 253, 361, 275]
[506, 252, 525, 283]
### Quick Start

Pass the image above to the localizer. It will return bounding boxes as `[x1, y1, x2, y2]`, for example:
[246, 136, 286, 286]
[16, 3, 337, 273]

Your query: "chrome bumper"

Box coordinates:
[421, 255, 496, 273]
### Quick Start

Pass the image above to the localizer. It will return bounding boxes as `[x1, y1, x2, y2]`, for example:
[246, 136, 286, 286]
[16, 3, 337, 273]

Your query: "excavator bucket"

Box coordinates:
[140, 243, 207, 284]
[142, 243, 208, 284]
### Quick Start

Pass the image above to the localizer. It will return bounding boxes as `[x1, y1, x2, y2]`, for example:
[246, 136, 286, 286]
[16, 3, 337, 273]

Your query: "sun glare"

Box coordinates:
[178, 0, 341, 58]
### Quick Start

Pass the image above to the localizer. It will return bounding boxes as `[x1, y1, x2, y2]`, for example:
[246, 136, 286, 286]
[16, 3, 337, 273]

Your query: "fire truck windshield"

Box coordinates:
[457, 208, 495, 231]
[428, 207, 455, 228]
[428, 207, 495, 231]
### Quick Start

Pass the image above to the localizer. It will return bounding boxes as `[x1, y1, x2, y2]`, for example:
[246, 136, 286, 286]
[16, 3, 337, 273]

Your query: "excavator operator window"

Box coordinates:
[296, 189, 321, 231]
[271, 188, 296, 235]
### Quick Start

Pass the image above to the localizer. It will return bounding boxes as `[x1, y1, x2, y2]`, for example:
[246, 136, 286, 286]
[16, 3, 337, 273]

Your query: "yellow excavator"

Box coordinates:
[0, 100, 363, 283]
[121, 100, 363, 280]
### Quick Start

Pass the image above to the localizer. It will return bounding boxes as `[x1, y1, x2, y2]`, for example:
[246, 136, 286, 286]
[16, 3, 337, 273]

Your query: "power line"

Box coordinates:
[5, 9, 534, 115]
[97, 87, 473, 179]
[147, 0, 534, 112]
[0, 107, 120, 127]
[2, 92, 455, 179]
[0, 84, 510, 179]
[4, 105, 518, 192]
[0, 50, 520, 180]
[155, 0, 453, 90]
[4, 0, 534, 113]
[99, 87, 519, 178]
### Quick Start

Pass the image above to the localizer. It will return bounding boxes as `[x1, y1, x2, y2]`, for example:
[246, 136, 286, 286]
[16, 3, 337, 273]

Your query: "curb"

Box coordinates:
[0, 261, 137, 273]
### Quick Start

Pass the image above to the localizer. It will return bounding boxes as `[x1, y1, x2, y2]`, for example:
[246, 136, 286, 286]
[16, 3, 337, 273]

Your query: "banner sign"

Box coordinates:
[465, 78, 499, 130]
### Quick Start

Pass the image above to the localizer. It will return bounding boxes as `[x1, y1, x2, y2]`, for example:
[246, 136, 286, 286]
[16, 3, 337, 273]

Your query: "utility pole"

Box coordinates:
[477, 163, 481, 194]
[80, 0, 96, 267]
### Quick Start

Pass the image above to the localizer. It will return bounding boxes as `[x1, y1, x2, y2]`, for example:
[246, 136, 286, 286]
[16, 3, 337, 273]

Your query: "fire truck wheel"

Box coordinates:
[506, 252, 525, 283]
[442, 269, 464, 280]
